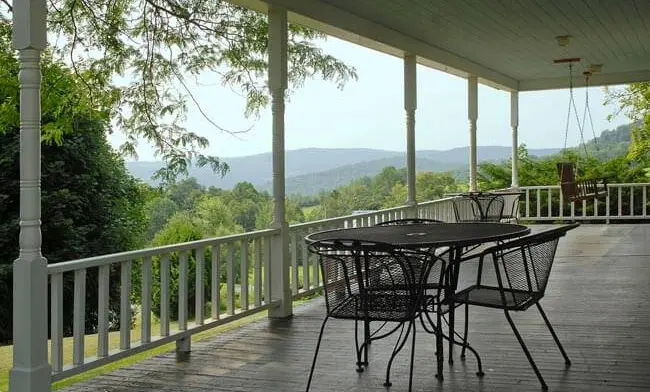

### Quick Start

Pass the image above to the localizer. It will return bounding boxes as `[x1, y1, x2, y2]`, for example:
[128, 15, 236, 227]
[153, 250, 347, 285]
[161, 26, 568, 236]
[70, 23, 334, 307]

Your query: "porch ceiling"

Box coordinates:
[231, 0, 650, 91]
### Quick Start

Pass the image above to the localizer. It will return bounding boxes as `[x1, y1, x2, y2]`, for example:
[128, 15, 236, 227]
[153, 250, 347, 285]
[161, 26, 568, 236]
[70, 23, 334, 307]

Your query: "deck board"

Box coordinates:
[61, 224, 650, 392]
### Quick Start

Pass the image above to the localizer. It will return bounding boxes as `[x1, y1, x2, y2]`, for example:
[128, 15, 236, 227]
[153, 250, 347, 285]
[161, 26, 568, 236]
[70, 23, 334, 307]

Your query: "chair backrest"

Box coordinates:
[487, 223, 579, 309]
[376, 218, 444, 226]
[307, 239, 428, 319]
[473, 195, 505, 222]
[452, 197, 476, 222]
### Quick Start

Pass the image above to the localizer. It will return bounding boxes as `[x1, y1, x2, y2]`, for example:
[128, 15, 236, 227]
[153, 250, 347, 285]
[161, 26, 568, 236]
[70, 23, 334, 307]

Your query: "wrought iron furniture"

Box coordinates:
[376, 218, 444, 226]
[306, 222, 531, 386]
[450, 193, 506, 222]
[305, 239, 430, 392]
[453, 223, 579, 390]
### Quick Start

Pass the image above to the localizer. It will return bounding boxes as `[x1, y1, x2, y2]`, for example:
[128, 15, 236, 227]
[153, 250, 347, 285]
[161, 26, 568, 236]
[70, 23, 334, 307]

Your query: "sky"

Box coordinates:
[108, 36, 630, 161]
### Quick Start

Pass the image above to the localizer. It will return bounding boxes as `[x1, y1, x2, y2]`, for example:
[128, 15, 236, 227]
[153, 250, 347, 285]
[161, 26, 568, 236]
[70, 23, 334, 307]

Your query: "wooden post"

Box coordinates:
[510, 90, 520, 188]
[10, 0, 51, 391]
[268, 4, 292, 318]
[404, 54, 417, 216]
[468, 75, 478, 192]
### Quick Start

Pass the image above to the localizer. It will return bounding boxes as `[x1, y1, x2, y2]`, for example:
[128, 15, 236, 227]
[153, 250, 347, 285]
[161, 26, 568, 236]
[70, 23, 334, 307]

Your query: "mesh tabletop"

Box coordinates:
[305, 223, 530, 249]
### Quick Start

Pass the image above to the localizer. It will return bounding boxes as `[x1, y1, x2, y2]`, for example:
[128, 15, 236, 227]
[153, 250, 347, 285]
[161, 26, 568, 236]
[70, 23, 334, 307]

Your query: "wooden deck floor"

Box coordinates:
[62, 224, 650, 392]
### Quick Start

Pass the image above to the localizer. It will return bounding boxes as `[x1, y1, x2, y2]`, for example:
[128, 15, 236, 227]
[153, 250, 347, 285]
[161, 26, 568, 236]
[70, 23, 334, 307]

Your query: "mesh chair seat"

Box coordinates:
[328, 292, 418, 322]
[455, 285, 540, 311]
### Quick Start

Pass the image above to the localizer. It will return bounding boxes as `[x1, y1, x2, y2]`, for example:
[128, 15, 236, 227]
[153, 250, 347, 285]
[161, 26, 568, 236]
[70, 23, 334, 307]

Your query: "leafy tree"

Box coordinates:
[606, 83, 650, 163]
[167, 177, 205, 211]
[0, 23, 146, 341]
[1, 2, 357, 180]
[144, 196, 180, 241]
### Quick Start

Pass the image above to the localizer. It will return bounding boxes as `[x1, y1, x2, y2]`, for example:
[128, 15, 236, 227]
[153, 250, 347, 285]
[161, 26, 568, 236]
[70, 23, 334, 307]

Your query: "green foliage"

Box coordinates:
[2, 1, 359, 181]
[606, 83, 650, 164]
[0, 27, 147, 342]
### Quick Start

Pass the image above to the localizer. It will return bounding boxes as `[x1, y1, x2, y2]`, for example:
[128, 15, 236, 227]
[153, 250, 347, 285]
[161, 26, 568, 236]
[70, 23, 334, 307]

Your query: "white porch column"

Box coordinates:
[510, 90, 520, 188]
[10, 1, 51, 392]
[404, 54, 417, 215]
[267, 5, 292, 318]
[468, 75, 478, 192]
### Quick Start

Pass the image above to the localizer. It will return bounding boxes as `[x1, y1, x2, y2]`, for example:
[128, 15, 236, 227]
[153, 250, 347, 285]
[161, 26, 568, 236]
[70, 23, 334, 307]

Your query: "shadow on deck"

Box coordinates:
[62, 224, 650, 391]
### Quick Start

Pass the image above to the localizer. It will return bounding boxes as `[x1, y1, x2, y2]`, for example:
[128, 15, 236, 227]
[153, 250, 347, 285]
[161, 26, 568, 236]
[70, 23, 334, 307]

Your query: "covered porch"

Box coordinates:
[58, 224, 650, 392]
[9, 0, 650, 391]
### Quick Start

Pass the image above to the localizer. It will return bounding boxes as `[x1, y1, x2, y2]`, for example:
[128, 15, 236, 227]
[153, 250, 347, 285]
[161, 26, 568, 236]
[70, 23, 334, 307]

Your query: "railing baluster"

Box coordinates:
[618, 187, 623, 217]
[254, 238, 262, 307]
[264, 236, 272, 304]
[178, 251, 188, 330]
[73, 268, 86, 366]
[98, 265, 110, 357]
[594, 196, 599, 216]
[50, 273, 63, 372]
[240, 240, 249, 311]
[227, 243, 235, 315]
[141, 256, 152, 343]
[211, 244, 220, 319]
[290, 232, 298, 295]
[525, 189, 530, 218]
[642, 185, 648, 218]
[302, 232, 310, 290]
[630, 186, 634, 216]
[547, 188, 552, 217]
[120, 260, 131, 350]
[606, 188, 611, 223]
[559, 189, 563, 219]
[582, 199, 587, 217]
[195, 247, 205, 325]
[160, 254, 170, 336]
[536, 189, 541, 217]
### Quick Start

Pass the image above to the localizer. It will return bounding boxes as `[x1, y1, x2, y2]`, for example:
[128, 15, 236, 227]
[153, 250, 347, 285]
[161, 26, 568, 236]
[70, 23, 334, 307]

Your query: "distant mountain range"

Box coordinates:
[126, 146, 560, 195]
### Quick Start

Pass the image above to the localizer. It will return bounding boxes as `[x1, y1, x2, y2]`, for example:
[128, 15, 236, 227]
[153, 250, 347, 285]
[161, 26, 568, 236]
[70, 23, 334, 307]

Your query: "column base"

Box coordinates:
[9, 363, 51, 392]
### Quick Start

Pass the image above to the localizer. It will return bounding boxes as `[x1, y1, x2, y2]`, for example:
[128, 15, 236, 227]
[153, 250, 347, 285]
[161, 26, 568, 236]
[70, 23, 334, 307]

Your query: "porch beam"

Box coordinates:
[404, 53, 417, 213]
[510, 91, 519, 188]
[267, 4, 292, 318]
[228, 0, 518, 91]
[468, 75, 478, 192]
[519, 69, 650, 91]
[10, 0, 52, 391]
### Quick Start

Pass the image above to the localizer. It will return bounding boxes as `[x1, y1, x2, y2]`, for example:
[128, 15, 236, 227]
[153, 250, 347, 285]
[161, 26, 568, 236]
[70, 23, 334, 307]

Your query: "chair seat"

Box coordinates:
[455, 285, 540, 311]
[330, 293, 419, 322]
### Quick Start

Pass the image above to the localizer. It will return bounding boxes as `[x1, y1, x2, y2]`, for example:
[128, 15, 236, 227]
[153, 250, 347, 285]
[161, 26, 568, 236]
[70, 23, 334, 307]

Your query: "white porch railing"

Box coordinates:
[47, 229, 277, 381]
[43, 185, 648, 382]
[519, 183, 650, 222]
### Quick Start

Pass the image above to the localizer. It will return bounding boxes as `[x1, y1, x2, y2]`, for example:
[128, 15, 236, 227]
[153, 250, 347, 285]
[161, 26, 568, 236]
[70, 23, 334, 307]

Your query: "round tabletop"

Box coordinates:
[305, 222, 530, 249]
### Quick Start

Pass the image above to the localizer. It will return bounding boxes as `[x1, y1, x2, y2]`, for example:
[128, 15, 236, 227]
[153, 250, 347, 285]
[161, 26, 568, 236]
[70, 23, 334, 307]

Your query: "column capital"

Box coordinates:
[13, 0, 47, 50]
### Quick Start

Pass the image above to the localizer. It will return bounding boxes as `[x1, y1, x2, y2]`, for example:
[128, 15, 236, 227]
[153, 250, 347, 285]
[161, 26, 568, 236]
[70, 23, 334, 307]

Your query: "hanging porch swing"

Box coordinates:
[554, 44, 608, 203]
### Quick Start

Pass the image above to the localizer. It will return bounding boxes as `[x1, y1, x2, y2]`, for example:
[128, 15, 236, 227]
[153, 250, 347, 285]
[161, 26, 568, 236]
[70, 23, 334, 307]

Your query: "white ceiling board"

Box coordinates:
[227, 0, 650, 90]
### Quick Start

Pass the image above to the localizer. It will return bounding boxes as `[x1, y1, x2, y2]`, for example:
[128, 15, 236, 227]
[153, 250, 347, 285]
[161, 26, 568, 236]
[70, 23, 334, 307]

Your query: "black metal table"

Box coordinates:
[306, 222, 531, 381]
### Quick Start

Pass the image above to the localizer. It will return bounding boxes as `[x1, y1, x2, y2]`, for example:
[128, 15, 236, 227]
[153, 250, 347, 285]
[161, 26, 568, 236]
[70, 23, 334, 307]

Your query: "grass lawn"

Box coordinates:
[0, 310, 269, 392]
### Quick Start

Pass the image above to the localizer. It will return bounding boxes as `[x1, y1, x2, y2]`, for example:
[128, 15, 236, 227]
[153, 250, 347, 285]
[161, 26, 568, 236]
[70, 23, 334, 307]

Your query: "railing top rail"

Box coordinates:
[520, 183, 650, 190]
[48, 228, 279, 274]
[289, 205, 408, 230]
[417, 196, 457, 205]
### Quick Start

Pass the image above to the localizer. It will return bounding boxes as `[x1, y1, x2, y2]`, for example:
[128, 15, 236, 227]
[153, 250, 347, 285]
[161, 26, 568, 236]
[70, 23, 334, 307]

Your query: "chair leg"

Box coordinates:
[448, 303, 455, 364]
[306, 315, 330, 392]
[536, 303, 571, 366]
[408, 320, 417, 392]
[354, 318, 364, 372]
[460, 302, 469, 360]
[435, 310, 444, 380]
[384, 321, 411, 387]
[504, 310, 548, 390]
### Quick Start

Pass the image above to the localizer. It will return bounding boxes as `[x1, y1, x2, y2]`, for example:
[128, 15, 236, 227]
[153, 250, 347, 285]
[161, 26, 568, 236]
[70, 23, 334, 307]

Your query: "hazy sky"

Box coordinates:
[108, 36, 630, 161]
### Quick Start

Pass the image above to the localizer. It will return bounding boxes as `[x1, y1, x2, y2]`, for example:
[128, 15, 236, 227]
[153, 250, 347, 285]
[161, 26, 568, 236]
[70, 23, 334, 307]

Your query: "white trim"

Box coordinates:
[520, 70, 650, 91]
[227, 0, 519, 91]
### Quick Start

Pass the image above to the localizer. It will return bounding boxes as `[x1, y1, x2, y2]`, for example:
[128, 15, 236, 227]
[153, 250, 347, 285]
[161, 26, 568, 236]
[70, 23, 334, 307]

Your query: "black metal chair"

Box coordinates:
[305, 239, 429, 392]
[452, 195, 505, 222]
[453, 223, 579, 390]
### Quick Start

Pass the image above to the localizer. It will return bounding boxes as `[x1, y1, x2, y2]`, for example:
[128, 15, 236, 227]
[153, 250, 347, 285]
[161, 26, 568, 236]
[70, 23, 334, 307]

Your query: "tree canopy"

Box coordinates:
[1, 1, 357, 182]
[607, 83, 650, 167]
